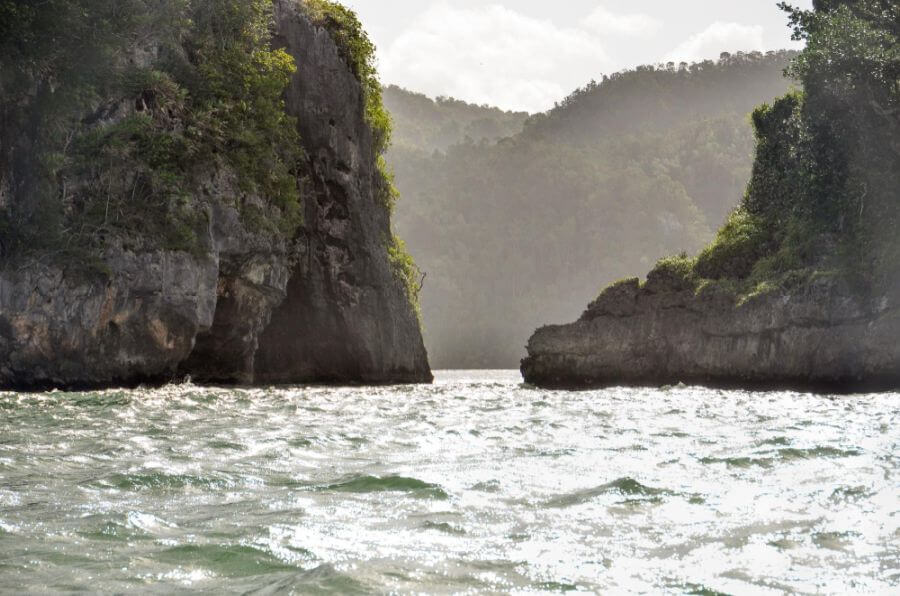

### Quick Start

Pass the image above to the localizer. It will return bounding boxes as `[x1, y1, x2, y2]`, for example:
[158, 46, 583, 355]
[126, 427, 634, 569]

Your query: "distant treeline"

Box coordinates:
[384, 85, 528, 154]
[526, 50, 801, 143]
[385, 50, 800, 368]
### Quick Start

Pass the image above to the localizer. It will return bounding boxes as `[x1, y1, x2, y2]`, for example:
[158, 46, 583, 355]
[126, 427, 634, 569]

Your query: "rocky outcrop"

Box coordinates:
[176, 197, 292, 385]
[0, 0, 431, 390]
[521, 275, 900, 392]
[252, 0, 431, 385]
[0, 250, 218, 391]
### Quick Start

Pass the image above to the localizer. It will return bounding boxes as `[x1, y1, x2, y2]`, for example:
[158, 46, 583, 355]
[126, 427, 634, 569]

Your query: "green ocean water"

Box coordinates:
[0, 370, 896, 594]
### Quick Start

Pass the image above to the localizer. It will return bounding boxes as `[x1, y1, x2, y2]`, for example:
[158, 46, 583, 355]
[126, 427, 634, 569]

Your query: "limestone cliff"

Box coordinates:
[521, 276, 900, 392]
[252, 0, 430, 385]
[0, 0, 431, 390]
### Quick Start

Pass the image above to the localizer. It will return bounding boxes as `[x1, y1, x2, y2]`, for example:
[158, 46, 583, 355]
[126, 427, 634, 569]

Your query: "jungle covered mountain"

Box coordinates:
[388, 50, 799, 369]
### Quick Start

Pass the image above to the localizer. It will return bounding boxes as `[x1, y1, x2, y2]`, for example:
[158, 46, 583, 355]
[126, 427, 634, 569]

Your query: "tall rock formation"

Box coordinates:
[252, 0, 430, 384]
[0, 0, 431, 390]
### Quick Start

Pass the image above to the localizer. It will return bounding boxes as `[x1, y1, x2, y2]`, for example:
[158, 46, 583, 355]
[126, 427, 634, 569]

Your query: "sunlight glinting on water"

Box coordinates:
[0, 370, 896, 593]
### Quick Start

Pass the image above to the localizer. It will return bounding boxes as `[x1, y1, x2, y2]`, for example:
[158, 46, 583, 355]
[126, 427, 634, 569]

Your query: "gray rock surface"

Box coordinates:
[0, 250, 218, 390]
[253, 0, 431, 384]
[521, 276, 900, 392]
[0, 0, 431, 390]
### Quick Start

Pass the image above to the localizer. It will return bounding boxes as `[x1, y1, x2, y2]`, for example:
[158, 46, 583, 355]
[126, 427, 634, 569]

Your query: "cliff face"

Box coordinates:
[521, 276, 900, 392]
[252, 0, 431, 384]
[0, 0, 431, 390]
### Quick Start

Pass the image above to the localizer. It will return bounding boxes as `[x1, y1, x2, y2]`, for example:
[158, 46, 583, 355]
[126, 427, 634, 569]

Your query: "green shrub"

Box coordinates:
[694, 208, 771, 280]
[694, 277, 740, 301]
[376, 156, 400, 212]
[598, 277, 640, 298]
[744, 91, 805, 222]
[387, 235, 423, 323]
[644, 253, 698, 292]
[178, 0, 303, 233]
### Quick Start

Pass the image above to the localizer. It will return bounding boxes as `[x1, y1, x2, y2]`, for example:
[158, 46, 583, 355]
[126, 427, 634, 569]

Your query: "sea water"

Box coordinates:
[0, 370, 896, 594]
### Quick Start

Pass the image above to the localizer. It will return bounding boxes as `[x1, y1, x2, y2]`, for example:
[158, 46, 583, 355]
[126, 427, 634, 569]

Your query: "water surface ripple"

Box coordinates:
[0, 371, 897, 593]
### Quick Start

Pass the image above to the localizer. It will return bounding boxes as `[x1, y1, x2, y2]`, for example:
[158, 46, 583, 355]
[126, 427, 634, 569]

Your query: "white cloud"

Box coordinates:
[583, 6, 662, 38]
[377, 3, 613, 113]
[664, 22, 766, 63]
[364, 3, 800, 112]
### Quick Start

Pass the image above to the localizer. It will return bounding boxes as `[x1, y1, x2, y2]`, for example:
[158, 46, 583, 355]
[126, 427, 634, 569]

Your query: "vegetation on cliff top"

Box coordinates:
[0, 0, 424, 323]
[637, 0, 899, 303]
[0, 0, 303, 265]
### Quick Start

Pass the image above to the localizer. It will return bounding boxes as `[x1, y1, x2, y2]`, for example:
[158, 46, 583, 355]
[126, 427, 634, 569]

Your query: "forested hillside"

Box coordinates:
[524, 51, 804, 144]
[388, 51, 799, 368]
[383, 86, 528, 154]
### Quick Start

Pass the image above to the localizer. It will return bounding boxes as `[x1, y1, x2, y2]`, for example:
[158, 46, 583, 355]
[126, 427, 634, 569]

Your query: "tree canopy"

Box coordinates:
[650, 0, 899, 306]
[0, 0, 303, 264]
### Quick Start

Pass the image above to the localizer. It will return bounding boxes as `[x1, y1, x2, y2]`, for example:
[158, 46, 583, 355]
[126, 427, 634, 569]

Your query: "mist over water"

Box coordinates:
[0, 371, 896, 593]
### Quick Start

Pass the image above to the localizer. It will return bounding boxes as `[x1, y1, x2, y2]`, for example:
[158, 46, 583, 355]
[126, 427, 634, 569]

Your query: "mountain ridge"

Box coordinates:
[387, 50, 800, 368]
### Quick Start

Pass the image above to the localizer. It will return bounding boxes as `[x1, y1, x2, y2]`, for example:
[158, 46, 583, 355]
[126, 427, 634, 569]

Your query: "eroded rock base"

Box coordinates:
[522, 276, 900, 393]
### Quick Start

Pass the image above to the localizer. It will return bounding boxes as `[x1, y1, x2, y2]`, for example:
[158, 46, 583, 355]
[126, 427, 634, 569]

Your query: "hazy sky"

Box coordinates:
[340, 0, 815, 113]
